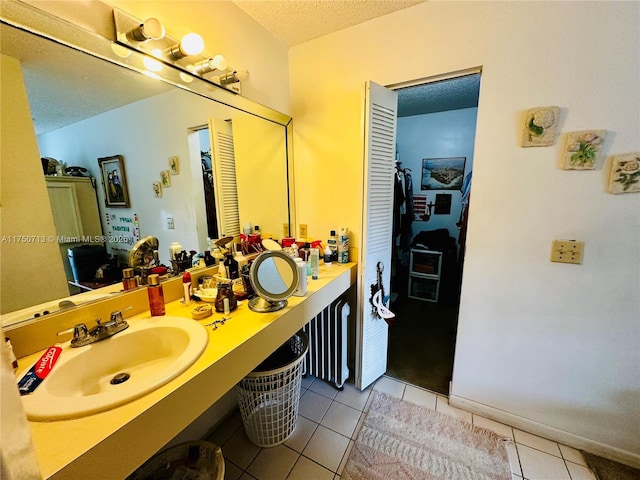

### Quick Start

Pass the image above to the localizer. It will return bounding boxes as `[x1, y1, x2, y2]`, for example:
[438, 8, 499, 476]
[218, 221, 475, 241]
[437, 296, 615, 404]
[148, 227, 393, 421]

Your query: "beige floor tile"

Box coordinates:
[518, 444, 571, 480]
[372, 375, 406, 398]
[308, 378, 340, 400]
[513, 429, 561, 457]
[287, 456, 334, 480]
[224, 461, 244, 480]
[320, 401, 361, 438]
[299, 390, 332, 423]
[506, 441, 522, 476]
[435, 395, 472, 423]
[402, 384, 437, 409]
[334, 383, 370, 411]
[246, 445, 298, 480]
[284, 416, 318, 453]
[223, 428, 262, 470]
[472, 415, 514, 440]
[559, 444, 587, 466]
[302, 425, 350, 472]
[208, 414, 243, 447]
[566, 461, 597, 480]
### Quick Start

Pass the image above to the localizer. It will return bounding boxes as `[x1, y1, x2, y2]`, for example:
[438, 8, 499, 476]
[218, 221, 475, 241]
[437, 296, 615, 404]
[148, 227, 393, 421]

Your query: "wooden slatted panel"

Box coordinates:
[356, 81, 398, 390]
[210, 119, 240, 237]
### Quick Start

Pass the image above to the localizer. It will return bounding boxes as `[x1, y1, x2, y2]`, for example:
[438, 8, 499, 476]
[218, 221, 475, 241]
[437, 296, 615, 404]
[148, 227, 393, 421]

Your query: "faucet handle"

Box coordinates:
[109, 310, 124, 325]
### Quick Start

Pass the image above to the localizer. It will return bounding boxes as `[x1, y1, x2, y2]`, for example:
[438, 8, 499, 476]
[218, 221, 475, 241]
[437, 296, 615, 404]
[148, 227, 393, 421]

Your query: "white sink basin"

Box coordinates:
[20, 316, 208, 421]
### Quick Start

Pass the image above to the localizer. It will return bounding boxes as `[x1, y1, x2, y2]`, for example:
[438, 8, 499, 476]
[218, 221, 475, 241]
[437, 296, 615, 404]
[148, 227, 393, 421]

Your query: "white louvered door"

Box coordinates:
[209, 118, 240, 238]
[355, 81, 398, 390]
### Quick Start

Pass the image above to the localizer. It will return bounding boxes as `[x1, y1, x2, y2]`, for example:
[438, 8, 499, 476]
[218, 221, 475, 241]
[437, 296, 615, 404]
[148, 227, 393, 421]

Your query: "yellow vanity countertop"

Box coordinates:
[20, 262, 357, 480]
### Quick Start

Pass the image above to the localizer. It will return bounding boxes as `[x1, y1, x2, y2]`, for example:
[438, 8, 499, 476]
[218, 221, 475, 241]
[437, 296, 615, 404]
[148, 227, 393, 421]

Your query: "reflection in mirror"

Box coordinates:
[0, 4, 293, 327]
[249, 251, 299, 313]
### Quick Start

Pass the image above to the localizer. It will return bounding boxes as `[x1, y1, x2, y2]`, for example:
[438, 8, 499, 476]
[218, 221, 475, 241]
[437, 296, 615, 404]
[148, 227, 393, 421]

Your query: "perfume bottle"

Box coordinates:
[122, 268, 138, 291]
[147, 274, 165, 316]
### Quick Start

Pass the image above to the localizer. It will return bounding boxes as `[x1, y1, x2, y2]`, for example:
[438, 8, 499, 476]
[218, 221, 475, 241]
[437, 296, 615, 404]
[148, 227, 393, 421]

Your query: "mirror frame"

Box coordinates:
[0, 0, 295, 326]
[249, 251, 299, 313]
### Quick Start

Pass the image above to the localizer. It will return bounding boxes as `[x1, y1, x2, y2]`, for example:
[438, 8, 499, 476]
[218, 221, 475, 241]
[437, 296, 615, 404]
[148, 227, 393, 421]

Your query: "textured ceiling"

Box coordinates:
[397, 74, 481, 117]
[231, 0, 425, 46]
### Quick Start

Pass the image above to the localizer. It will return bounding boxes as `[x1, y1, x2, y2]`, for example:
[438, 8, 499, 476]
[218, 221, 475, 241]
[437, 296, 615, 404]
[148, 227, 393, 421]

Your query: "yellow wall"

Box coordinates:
[0, 55, 69, 312]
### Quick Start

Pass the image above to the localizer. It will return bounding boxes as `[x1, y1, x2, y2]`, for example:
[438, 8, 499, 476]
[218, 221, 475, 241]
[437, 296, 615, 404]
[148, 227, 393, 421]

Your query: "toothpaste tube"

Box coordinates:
[18, 345, 62, 396]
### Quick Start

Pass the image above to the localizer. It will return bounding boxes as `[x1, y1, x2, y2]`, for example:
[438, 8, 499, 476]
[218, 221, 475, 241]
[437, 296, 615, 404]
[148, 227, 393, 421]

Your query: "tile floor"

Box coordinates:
[208, 375, 597, 480]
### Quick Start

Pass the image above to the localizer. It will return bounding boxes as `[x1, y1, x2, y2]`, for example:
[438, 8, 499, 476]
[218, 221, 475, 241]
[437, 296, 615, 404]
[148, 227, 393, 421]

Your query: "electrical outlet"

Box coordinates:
[299, 224, 308, 239]
[550, 240, 584, 264]
[167, 217, 175, 229]
[283, 223, 290, 237]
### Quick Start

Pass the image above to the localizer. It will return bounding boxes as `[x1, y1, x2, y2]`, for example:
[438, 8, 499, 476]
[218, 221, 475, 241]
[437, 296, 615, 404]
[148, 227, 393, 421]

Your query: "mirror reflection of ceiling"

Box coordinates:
[396, 74, 481, 118]
[0, 24, 173, 135]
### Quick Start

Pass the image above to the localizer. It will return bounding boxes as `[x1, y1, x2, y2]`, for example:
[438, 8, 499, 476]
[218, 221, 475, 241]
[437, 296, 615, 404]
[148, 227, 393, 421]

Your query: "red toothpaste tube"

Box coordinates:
[17, 345, 62, 396]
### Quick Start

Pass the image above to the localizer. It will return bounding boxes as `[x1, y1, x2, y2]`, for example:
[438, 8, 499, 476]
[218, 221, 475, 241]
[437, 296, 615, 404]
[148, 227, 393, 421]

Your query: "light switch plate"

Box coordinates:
[299, 224, 308, 239]
[167, 217, 175, 229]
[550, 240, 584, 264]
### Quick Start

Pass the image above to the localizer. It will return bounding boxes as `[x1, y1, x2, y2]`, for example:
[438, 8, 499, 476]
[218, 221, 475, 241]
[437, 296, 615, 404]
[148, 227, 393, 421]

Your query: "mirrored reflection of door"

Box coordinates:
[197, 128, 218, 240]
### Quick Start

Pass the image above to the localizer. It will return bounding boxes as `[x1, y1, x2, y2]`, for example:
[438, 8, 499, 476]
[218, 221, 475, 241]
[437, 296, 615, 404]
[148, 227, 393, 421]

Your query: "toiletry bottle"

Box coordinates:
[328, 230, 338, 262]
[310, 248, 319, 280]
[323, 244, 333, 264]
[224, 253, 239, 280]
[122, 268, 138, 290]
[243, 222, 252, 235]
[182, 272, 192, 305]
[293, 258, 307, 296]
[338, 227, 349, 263]
[147, 274, 166, 316]
[218, 259, 228, 279]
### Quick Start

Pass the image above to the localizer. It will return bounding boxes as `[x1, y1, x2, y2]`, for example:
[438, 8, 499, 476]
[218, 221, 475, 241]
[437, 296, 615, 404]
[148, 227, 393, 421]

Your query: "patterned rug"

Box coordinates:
[342, 392, 511, 480]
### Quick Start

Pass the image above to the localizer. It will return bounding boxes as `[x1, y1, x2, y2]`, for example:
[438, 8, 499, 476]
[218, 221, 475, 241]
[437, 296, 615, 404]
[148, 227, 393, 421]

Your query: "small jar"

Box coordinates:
[215, 282, 237, 313]
[122, 268, 138, 290]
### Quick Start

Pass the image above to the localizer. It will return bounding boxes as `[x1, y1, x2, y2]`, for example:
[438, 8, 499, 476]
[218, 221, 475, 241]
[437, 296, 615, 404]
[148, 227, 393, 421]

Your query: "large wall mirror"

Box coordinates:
[0, 1, 294, 326]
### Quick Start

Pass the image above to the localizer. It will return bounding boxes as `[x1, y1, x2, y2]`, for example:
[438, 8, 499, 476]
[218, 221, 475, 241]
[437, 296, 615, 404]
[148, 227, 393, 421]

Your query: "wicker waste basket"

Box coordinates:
[126, 440, 224, 480]
[236, 331, 308, 447]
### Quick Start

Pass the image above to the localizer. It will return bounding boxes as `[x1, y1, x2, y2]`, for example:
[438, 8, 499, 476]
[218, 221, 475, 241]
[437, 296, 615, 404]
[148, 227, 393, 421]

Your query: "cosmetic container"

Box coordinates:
[147, 274, 166, 316]
[310, 248, 319, 280]
[122, 268, 138, 290]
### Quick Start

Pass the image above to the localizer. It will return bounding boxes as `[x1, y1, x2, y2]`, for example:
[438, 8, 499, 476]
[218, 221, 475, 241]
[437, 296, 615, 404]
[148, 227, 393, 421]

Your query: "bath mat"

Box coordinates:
[342, 391, 511, 480]
[581, 451, 640, 480]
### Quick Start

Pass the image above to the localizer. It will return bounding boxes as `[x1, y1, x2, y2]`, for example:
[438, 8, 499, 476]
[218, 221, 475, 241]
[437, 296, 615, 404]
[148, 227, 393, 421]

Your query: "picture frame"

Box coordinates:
[169, 156, 180, 175]
[421, 157, 466, 190]
[98, 155, 130, 207]
[160, 170, 172, 188]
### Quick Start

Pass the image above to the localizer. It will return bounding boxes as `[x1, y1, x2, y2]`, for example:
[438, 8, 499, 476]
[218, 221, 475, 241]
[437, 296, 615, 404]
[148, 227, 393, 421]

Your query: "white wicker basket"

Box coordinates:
[236, 332, 308, 447]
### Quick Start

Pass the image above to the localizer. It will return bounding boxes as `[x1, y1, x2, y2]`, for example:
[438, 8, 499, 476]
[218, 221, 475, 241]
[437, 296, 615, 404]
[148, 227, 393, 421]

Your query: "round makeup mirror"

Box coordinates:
[248, 251, 299, 313]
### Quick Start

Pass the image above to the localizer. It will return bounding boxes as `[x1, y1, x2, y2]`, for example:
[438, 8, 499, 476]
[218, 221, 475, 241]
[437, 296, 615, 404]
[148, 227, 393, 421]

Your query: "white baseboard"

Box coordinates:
[449, 394, 640, 469]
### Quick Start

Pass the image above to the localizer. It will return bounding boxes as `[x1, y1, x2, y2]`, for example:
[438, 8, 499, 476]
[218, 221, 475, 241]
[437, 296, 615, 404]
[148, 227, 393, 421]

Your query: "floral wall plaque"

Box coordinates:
[521, 106, 560, 147]
[560, 130, 606, 170]
[608, 152, 640, 194]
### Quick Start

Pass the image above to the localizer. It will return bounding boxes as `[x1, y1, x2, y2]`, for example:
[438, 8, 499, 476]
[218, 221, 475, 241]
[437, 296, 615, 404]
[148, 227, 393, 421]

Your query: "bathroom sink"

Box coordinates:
[20, 316, 208, 421]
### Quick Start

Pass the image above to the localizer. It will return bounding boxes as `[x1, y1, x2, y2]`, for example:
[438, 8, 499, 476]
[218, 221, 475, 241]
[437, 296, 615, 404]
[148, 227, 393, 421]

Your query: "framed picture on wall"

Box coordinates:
[421, 157, 466, 190]
[98, 155, 130, 207]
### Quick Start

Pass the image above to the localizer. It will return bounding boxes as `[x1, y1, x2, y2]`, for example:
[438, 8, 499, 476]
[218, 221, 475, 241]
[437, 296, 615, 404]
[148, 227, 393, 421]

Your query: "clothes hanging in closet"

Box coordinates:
[393, 165, 414, 254]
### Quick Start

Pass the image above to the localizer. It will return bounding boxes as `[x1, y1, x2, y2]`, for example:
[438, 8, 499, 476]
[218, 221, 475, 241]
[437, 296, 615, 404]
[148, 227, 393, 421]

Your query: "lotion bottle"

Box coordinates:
[122, 268, 138, 290]
[310, 248, 319, 280]
[293, 258, 307, 296]
[147, 274, 166, 316]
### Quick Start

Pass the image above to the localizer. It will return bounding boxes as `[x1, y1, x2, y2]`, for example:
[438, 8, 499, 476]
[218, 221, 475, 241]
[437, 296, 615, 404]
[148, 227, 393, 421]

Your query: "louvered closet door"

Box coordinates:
[356, 81, 398, 390]
[209, 118, 240, 237]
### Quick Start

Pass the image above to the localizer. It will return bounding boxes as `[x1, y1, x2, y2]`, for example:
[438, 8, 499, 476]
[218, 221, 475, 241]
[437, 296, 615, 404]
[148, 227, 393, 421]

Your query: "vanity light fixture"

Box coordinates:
[190, 55, 228, 76]
[126, 18, 165, 43]
[219, 69, 249, 86]
[164, 32, 205, 60]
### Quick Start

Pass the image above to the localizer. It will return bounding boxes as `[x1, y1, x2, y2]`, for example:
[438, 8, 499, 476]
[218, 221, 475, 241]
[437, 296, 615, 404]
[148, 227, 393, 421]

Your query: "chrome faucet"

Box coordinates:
[58, 310, 129, 347]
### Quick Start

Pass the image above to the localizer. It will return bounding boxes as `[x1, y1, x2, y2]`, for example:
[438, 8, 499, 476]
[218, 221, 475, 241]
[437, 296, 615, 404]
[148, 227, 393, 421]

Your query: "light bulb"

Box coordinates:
[180, 33, 204, 56]
[143, 49, 163, 72]
[191, 54, 228, 75]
